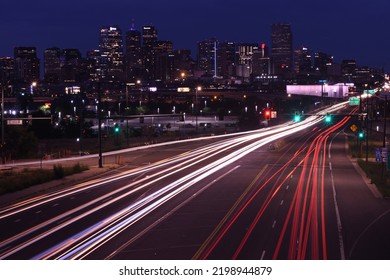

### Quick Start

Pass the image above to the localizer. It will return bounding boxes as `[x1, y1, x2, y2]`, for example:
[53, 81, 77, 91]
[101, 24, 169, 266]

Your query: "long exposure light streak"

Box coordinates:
[0, 102, 350, 259]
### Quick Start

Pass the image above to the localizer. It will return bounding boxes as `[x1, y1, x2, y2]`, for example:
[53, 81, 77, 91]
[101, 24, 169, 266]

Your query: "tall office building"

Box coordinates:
[294, 46, 312, 74]
[197, 38, 217, 77]
[252, 43, 271, 75]
[271, 24, 293, 75]
[142, 25, 158, 48]
[142, 25, 158, 81]
[314, 52, 333, 75]
[236, 43, 259, 78]
[86, 49, 102, 82]
[217, 42, 236, 78]
[13, 47, 40, 83]
[61, 49, 82, 83]
[44, 47, 61, 83]
[99, 26, 125, 82]
[125, 24, 142, 82]
[154, 41, 174, 81]
[0, 57, 14, 84]
[341, 59, 357, 80]
[173, 49, 192, 79]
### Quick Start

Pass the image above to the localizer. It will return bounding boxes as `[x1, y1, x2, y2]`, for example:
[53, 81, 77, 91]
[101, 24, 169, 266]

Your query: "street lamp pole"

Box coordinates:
[1, 81, 4, 164]
[195, 86, 201, 132]
[98, 82, 103, 168]
[383, 95, 387, 148]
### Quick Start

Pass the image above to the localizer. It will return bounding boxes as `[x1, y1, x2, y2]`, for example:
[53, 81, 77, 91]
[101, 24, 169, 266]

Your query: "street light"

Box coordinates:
[195, 86, 201, 132]
[31, 81, 37, 95]
[1, 81, 4, 164]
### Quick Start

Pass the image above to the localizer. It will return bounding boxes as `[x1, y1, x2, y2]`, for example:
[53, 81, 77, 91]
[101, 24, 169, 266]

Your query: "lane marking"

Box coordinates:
[107, 165, 242, 260]
[192, 165, 268, 260]
[260, 250, 266, 260]
[329, 131, 346, 260]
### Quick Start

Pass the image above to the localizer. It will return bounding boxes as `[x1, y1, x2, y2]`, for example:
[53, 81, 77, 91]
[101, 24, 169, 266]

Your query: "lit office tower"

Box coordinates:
[314, 52, 333, 75]
[197, 38, 217, 77]
[173, 49, 192, 79]
[252, 43, 271, 75]
[155, 40, 174, 82]
[44, 47, 61, 83]
[86, 49, 101, 82]
[13, 47, 40, 83]
[125, 24, 142, 82]
[0, 57, 14, 84]
[237, 43, 259, 77]
[142, 25, 158, 81]
[216, 42, 236, 78]
[61, 49, 82, 83]
[271, 24, 293, 75]
[99, 26, 125, 82]
[294, 46, 312, 74]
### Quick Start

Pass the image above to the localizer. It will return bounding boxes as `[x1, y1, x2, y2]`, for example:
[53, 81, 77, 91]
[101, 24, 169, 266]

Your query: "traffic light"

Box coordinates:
[114, 123, 120, 134]
[325, 113, 332, 123]
[265, 110, 271, 121]
[358, 131, 364, 139]
[294, 113, 301, 122]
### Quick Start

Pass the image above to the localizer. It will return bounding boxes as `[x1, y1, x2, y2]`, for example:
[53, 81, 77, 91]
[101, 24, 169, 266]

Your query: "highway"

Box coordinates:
[1, 101, 390, 260]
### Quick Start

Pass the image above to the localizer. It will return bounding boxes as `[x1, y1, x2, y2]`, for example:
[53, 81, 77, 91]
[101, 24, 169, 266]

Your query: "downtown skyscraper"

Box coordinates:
[99, 26, 125, 82]
[142, 25, 158, 81]
[125, 24, 142, 82]
[13, 47, 40, 84]
[271, 24, 293, 76]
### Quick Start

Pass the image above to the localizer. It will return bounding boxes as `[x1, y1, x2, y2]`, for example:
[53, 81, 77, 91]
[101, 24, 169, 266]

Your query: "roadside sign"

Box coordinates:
[349, 97, 360, 106]
[350, 124, 358, 133]
[364, 89, 377, 95]
[375, 148, 381, 162]
[376, 147, 389, 164]
[382, 148, 388, 163]
[7, 119, 23, 125]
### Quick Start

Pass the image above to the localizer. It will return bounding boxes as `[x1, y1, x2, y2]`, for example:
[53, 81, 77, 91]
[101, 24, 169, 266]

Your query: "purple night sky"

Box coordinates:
[1, 0, 390, 70]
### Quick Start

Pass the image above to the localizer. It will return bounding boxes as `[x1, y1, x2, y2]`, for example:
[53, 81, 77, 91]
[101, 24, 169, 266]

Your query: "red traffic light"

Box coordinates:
[264, 110, 271, 120]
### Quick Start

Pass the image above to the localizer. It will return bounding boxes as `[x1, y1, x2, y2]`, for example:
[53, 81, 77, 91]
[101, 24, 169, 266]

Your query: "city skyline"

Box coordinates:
[1, 0, 390, 71]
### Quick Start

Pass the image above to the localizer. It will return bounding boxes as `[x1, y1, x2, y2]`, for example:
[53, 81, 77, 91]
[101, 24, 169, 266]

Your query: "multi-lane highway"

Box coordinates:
[1, 102, 390, 260]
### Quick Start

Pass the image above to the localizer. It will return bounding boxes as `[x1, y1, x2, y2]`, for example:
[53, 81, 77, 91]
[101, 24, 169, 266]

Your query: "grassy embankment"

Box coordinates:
[349, 138, 390, 197]
[0, 163, 89, 195]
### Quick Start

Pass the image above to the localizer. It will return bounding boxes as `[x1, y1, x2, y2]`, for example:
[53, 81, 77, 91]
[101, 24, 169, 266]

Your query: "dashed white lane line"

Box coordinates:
[260, 250, 266, 260]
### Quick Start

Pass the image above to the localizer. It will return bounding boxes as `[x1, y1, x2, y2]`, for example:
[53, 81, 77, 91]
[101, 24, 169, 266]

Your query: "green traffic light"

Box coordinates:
[114, 124, 120, 133]
[294, 114, 301, 122]
[358, 132, 364, 139]
[325, 115, 331, 122]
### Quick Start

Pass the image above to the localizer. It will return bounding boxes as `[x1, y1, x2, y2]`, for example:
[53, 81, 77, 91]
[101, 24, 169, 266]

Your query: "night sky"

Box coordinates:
[1, 0, 390, 71]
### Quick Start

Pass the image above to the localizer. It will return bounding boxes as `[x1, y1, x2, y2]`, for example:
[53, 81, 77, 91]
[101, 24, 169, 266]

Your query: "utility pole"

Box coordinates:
[1, 80, 4, 164]
[383, 95, 387, 148]
[365, 95, 369, 163]
[98, 82, 103, 168]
